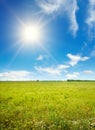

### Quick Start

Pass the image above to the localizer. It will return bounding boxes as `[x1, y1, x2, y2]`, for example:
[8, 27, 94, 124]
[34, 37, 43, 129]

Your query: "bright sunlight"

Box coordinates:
[21, 23, 41, 43]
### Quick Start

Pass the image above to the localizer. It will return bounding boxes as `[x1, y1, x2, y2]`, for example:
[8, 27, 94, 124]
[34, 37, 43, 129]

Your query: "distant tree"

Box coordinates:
[36, 80, 39, 82]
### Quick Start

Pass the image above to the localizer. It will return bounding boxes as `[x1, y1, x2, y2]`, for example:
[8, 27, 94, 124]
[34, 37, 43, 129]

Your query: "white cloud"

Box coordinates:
[35, 66, 61, 75]
[83, 70, 94, 74]
[35, 64, 69, 75]
[66, 72, 80, 79]
[0, 70, 33, 81]
[86, 0, 95, 39]
[58, 64, 69, 69]
[36, 0, 79, 36]
[66, 0, 79, 36]
[37, 0, 62, 14]
[36, 55, 43, 61]
[67, 53, 89, 66]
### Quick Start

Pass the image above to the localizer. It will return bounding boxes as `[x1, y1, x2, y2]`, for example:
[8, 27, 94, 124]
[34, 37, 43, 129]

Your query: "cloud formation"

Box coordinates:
[66, 72, 79, 79]
[83, 70, 94, 74]
[36, 55, 44, 61]
[36, 0, 79, 36]
[66, 0, 79, 36]
[67, 53, 89, 66]
[86, 0, 95, 39]
[0, 70, 33, 81]
[35, 64, 69, 75]
[37, 0, 62, 14]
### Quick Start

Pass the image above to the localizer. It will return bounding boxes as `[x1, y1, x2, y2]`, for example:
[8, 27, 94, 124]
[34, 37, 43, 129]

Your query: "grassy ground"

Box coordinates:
[0, 81, 95, 130]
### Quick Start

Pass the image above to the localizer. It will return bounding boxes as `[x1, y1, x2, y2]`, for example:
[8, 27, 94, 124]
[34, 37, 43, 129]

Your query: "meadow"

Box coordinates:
[0, 81, 95, 130]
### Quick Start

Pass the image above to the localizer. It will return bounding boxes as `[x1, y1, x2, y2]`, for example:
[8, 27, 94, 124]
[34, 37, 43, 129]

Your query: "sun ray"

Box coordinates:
[38, 43, 58, 65]
[6, 41, 24, 68]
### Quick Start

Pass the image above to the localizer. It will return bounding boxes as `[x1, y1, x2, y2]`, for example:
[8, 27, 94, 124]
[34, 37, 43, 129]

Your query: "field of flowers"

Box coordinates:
[0, 81, 95, 130]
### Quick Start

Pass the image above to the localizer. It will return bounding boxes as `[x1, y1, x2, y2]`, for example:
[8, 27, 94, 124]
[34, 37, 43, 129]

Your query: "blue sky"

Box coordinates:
[0, 0, 95, 81]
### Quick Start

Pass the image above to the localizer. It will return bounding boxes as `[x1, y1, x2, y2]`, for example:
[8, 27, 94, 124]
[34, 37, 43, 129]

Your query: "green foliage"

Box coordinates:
[0, 81, 95, 130]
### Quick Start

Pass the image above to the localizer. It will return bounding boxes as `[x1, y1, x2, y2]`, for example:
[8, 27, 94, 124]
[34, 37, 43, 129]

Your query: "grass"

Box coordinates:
[0, 81, 95, 130]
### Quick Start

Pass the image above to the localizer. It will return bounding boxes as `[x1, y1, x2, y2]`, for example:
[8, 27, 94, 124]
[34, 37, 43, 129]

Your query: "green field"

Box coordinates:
[0, 81, 95, 130]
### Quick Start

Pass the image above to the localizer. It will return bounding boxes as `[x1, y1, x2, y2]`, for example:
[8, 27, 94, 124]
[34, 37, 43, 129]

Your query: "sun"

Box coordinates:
[21, 23, 41, 43]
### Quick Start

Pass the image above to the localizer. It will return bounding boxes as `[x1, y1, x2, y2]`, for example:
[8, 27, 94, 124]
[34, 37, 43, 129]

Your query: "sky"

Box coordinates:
[0, 0, 95, 81]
